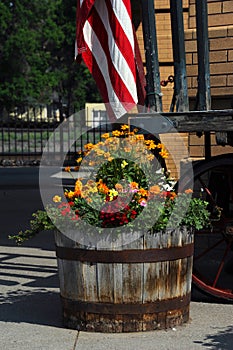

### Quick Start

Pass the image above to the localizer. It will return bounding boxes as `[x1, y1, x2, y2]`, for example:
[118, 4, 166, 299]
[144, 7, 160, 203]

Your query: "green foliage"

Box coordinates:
[9, 210, 54, 244]
[0, 0, 101, 111]
[9, 127, 212, 244]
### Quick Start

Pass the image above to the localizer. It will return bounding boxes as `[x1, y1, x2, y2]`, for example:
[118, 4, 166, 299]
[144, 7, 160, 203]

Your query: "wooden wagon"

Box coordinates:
[129, 0, 233, 302]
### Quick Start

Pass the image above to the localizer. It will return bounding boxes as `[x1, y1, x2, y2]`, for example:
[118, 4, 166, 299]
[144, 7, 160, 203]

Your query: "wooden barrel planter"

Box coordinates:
[54, 227, 194, 332]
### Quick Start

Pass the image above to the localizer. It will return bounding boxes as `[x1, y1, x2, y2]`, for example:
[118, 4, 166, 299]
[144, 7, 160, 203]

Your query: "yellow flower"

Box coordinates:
[101, 133, 110, 139]
[89, 161, 96, 166]
[121, 160, 128, 168]
[84, 143, 94, 151]
[146, 154, 155, 161]
[136, 134, 144, 141]
[124, 147, 131, 153]
[146, 141, 156, 150]
[112, 130, 122, 137]
[96, 149, 105, 156]
[108, 189, 118, 201]
[75, 180, 83, 192]
[64, 166, 71, 172]
[104, 152, 111, 159]
[159, 148, 169, 159]
[76, 157, 83, 163]
[66, 191, 75, 199]
[53, 195, 61, 203]
[121, 124, 129, 130]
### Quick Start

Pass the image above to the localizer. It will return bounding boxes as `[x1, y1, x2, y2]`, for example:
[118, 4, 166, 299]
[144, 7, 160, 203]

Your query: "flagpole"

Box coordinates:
[140, 0, 162, 112]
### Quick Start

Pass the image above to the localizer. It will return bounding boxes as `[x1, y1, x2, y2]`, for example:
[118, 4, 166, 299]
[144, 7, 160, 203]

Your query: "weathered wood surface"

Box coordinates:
[129, 109, 233, 133]
[54, 227, 194, 332]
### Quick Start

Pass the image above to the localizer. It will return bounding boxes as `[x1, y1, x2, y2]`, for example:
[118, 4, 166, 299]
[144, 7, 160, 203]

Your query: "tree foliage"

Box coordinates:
[0, 0, 101, 112]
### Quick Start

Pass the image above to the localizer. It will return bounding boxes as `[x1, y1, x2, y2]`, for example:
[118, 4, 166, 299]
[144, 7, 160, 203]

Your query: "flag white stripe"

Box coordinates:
[94, 2, 137, 102]
[84, 21, 127, 118]
[109, 0, 135, 50]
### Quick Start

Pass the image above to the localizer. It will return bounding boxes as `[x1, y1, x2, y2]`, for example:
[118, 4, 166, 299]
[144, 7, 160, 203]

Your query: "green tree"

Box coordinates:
[0, 0, 101, 113]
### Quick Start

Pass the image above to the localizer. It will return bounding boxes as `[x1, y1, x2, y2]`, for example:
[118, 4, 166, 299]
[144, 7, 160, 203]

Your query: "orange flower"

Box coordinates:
[64, 166, 71, 172]
[115, 183, 124, 192]
[138, 188, 148, 197]
[97, 180, 109, 194]
[75, 180, 83, 192]
[149, 185, 160, 195]
[84, 143, 94, 151]
[185, 189, 193, 194]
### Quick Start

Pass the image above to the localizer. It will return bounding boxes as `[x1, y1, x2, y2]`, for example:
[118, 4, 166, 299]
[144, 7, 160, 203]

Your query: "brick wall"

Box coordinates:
[134, 1, 233, 175]
[185, 0, 233, 158]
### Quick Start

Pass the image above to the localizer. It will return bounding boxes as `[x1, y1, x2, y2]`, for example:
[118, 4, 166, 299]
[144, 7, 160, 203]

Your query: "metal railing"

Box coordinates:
[0, 106, 109, 164]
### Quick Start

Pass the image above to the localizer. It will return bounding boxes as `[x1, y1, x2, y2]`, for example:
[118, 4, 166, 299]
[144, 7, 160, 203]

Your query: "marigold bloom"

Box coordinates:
[76, 157, 83, 163]
[112, 130, 122, 137]
[97, 180, 109, 194]
[138, 188, 148, 197]
[185, 188, 193, 194]
[159, 148, 169, 158]
[121, 124, 129, 130]
[129, 182, 139, 193]
[136, 134, 144, 141]
[124, 147, 131, 153]
[64, 166, 71, 172]
[75, 180, 83, 192]
[104, 152, 111, 159]
[115, 183, 123, 192]
[89, 161, 96, 166]
[101, 133, 110, 139]
[53, 195, 62, 203]
[84, 143, 94, 151]
[149, 185, 160, 195]
[146, 141, 156, 150]
[66, 191, 75, 199]
[146, 154, 155, 161]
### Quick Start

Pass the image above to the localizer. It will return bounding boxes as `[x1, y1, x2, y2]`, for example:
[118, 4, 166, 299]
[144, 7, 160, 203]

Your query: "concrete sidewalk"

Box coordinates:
[1, 237, 233, 350]
[0, 167, 233, 349]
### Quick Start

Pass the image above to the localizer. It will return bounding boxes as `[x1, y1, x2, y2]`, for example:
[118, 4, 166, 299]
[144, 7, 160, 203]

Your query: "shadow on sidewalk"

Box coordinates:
[0, 288, 63, 328]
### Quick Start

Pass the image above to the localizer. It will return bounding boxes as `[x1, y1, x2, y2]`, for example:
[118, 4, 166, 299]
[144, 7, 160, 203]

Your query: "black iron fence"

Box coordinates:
[0, 106, 109, 165]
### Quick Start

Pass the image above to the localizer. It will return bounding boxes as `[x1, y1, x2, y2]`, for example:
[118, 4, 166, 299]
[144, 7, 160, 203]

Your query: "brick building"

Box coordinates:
[133, 0, 233, 177]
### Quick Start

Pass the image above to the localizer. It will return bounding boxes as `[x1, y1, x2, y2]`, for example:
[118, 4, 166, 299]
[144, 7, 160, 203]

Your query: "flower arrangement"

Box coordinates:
[10, 124, 210, 244]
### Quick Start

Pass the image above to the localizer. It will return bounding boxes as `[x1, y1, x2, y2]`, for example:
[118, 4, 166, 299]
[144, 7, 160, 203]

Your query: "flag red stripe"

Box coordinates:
[105, 0, 136, 77]
[85, 7, 136, 104]
[76, 0, 145, 119]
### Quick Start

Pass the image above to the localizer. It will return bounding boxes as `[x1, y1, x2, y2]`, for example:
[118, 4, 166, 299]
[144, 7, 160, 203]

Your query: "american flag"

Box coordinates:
[76, 0, 145, 121]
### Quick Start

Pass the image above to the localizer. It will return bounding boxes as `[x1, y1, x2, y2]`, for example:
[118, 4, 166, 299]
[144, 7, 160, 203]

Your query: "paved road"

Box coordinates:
[0, 167, 233, 349]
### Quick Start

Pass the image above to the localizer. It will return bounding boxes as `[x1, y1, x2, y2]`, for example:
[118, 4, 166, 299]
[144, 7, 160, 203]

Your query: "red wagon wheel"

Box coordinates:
[179, 154, 233, 302]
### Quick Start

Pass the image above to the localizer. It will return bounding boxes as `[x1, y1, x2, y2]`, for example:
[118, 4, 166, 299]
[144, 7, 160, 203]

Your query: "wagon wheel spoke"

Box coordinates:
[179, 154, 233, 301]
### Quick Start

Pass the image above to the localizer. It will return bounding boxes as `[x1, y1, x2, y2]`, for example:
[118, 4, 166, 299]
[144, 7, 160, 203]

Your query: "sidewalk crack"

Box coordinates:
[72, 331, 80, 350]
